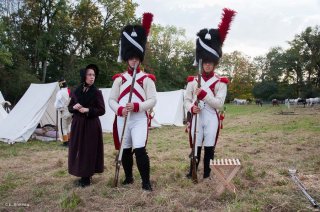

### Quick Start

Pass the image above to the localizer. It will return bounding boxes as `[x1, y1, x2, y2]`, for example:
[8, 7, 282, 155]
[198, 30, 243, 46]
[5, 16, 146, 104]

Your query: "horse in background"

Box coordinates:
[233, 98, 247, 105]
[255, 99, 263, 107]
[306, 97, 320, 106]
[272, 99, 279, 106]
[297, 98, 307, 107]
[285, 98, 307, 107]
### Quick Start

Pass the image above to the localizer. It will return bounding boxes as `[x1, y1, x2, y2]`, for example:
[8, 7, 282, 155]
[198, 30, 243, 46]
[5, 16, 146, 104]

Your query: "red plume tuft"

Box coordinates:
[142, 12, 153, 36]
[218, 8, 237, 44]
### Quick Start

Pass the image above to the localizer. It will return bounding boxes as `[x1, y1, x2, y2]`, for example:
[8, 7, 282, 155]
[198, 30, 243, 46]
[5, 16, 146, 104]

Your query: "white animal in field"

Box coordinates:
[285, 98, 298, 105]
[306, 97, 320, 106]
[285, 98, 307, 105]
[233, 98, 247, 105]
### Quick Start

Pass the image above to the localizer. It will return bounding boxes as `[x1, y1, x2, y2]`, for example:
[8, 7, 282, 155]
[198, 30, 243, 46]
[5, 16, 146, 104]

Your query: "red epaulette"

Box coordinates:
[112, 73, 122, 81]
[219, 76, 229, 84]
[147, 74, 156, 82]
[187, 76, 195, 82]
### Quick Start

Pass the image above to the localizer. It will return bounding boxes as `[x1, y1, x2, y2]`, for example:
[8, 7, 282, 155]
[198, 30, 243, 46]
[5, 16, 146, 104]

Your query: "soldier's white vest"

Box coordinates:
[118, 72, 147, 120]
[197, 75, 220, 114]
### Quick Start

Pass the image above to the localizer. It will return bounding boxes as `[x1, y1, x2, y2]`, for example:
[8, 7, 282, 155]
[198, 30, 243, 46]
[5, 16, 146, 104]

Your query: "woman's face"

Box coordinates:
[203, 62, 215, 73]
[128, 57, 140, 69]
[85, 69, 95, 85]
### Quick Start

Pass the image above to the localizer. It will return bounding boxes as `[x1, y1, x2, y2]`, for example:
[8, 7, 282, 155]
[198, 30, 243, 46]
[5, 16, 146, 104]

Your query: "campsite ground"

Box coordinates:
[0, 104, 319, 211]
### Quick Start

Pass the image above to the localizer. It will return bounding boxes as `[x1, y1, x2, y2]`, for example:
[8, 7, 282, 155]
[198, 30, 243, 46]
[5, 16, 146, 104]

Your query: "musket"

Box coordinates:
[60, 111, 64, 139]
[113, 63, 139, 187]
[191, 59, 202, 183]
[55, 110, 58, 141]
[288, 169, 319, 208]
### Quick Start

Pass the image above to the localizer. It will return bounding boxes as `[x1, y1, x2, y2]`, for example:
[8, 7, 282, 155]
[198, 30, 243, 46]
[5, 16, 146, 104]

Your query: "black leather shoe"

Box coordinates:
[122, 178, 134, 185]
[186, 173, 192, 179]
[77, 177, 90, 187]
[142, 182, 153, 191]
[203, 174, 210, 179]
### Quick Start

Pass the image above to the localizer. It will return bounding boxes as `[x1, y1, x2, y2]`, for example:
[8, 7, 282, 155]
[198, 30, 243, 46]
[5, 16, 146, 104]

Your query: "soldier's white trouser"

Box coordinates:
[60, 109, 72, 140]
[190, 107, 219, 147]
[61, 116, 72, 135]
[117, 112, 148, 149]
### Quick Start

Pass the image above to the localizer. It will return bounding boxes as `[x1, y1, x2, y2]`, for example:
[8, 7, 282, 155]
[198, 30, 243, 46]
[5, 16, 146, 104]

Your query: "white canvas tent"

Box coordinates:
[0, 104, 7, 121]
[0, 83, 59, 144]
[153, 90, 185, 126]
[0, 91, 5, 104]
[99, 88, 114, 133]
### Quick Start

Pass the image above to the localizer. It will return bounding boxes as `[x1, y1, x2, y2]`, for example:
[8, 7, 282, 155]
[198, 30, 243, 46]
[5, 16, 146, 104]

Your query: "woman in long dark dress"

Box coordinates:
[68, 64, 105, 187]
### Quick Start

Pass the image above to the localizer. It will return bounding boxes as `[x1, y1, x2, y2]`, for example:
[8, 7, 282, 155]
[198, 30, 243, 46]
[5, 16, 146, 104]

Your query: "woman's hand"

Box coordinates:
[79, 107, 89, 113]
[73, 103, 82, 110]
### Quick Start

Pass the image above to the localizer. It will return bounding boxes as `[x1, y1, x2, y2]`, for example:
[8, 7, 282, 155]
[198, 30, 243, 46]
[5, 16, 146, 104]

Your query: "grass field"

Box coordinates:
[0, 104, 319, 211]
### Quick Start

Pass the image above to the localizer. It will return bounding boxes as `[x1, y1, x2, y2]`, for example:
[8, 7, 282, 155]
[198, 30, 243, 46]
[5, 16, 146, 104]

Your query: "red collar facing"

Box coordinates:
[127, 66, 141, 76]
[201, 71, 214, 82]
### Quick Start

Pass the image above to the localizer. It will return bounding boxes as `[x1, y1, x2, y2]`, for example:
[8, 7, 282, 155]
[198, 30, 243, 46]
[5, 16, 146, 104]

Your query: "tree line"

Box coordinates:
[217, 25, 320, 102]
[0, 0, 319, 104]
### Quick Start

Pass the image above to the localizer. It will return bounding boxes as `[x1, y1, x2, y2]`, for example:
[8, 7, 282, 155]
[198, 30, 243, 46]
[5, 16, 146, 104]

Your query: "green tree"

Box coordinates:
[300, 26, 320, 88]
[147, 24, 194, 91]
[218, 51, 257, 101]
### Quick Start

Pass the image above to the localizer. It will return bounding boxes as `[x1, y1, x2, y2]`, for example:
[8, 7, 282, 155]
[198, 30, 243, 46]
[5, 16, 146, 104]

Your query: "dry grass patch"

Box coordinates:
[0, 104, 319, 211]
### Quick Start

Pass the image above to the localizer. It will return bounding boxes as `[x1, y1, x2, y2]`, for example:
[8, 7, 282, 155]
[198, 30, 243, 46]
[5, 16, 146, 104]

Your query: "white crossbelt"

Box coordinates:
[123, 32, 144, 53]
[199, 38, 220, 58]
[120, 72, 146, 101]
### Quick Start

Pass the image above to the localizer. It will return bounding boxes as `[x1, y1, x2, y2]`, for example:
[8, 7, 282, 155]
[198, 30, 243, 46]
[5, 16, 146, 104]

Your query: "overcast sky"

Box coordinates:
[134, 0, 320, 58]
